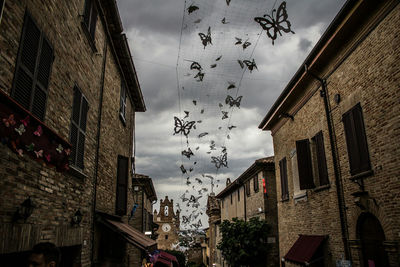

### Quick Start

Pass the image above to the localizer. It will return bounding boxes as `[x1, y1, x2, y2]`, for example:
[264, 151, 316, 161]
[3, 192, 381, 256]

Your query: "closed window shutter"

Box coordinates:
[343, 104, 371, 175]
[296, 139, 315, 189]
[279, 157, 289, 200]
[70, 87, 88, 170]
[83, 0, 91, 27]
[89, 4, 97, 39]
[116, 156, 129, 216]
[246, 180, 250, 196]
[313, 131, 329, 186]
[253, 175, 259, 192]
[12, 13, 53, 121]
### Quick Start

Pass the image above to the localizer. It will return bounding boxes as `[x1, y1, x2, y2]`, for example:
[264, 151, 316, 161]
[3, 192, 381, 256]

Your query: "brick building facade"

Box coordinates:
[259, 0, 400, 266]
[213, 157, 279, 267]
[0, 0, 156, 266]
[154, 196, 180, 250]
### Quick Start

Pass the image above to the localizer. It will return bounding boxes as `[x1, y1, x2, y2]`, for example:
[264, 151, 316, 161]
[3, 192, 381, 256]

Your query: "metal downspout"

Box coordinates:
[305, 65, 351, 261]
[91, 39, 108, 266]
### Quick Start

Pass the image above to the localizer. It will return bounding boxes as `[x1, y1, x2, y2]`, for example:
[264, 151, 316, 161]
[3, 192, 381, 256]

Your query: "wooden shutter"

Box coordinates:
[296, 139, 315, 189]
[343, 104, 371, 175]
[253, 175, 259, 192]
[116, 155, 129, 216]
[313, 131, 329, 186]
[246, 180, 250, 196]
[89, 4, 97, 39]
[237, 188, 240, 202]
[279, 157, 289, 200]
[12, 13, 53, 121]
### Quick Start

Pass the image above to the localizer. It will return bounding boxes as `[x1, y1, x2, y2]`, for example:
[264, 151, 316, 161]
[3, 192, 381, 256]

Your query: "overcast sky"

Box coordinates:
[116, 0, 347, 229]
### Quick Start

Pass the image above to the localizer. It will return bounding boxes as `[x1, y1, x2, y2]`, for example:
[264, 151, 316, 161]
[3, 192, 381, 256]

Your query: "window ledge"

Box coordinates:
[281, 196, 289, 203]
[350, 169, 374, 181]
[294, 191, 307, 203]
[80, 21, 97, 53]
[68, 165, 87, 180]
[313, 184, 330, 192]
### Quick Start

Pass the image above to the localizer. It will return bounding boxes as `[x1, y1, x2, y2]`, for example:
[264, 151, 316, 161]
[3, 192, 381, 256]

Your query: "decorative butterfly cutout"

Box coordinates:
[210, 64, 217, 68]
[221, 111, 229, 120]
[199, 27, 212, 49]
[45, 154, 51, 162]
[26, 143, 35, 152]
[225, 95, 243, 108]
[198, 132, 208, 138]
[211, 153, 228, 169]
[227, 134, 231, 139]
[227, 82, 236, 90]
[254, 1, 295, 45]
[186, 179, 191, 186]
[20, 116, 30, 127]
[34, 150, 43, 158]
[195, 146, 200, 150]
[218, 127, 222, 130]
[221, 17, 229, 24]
[221, 146, 227, 154]
[34, 125, 43, 136]
[219, 103, 223, 108]
[235, 37, 242, 45]
[182, 216, 190, 224]
[226, 0, 231, 6]
[216, 55, 222, 61]
[206, 151, 211, 154]
[193, 100, 197, 105]
[194, 19, 202, 24]
[15, 124, 26, 135]
[184, 111, 189, 118]
[56, 144, 64, 154]
[200, 109, 204, 114]
[194, 71, 204, 81]
[239, 59, 258, 72]
[174, 117, 195, 136]
[17, 149, 24, 157]
[228, 125, 237, 130]
[197, 120, 202, 123]
[187, 4, 199, 14]
[189, 195, 202, 203]
[242, 40, 251, 49]
[189, 167, 193, 172]
[195, 178, 203, 184]
[64, 148, 71, 155]
[180, 164, 187, 174]
[182, 148, 194, 159]
[190, 62, 202, 71]
[180, 193, 189, 202]
[2, 114, 16, 127]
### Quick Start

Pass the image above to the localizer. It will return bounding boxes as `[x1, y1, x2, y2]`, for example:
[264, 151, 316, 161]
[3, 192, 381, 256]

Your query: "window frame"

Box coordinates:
[11, 11, 54, 122]
[69, 85, 89, 170]
[246, 179, 251, 197]
[119, 81, 127, 125]
[237, 188, 240, 202]
[81, 0, 98, 51]
[279, 157, 289, 201]
[342, 103, 371, 176]
[253, 174, 259, 192]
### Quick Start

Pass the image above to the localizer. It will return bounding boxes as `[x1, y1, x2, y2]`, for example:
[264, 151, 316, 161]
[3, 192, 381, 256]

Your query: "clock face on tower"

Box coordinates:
[162, 223, 171, 232]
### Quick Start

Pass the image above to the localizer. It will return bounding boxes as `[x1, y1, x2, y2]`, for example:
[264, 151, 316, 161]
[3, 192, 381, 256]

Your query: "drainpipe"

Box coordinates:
[305, 65, 351, 261]
[91, 38, 108, 266]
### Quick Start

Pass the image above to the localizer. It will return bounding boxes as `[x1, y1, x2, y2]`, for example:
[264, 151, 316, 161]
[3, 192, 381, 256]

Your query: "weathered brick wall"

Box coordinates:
[271, 3, 400, 267]
[0, 0, 107, 265]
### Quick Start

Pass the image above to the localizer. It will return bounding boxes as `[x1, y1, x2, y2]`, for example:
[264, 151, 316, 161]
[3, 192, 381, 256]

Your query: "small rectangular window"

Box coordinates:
[70, 86, 88, 169]
[279, 157, 289, 201]
[253, 175, 259, 192]
[342, 103, 371, 176]
[120, 81, 127, 123]
[237, 188, 240, 202]
[230, 194, 232, 204]
[246, 180, 251, 196]
[296, 139, 315, 189]
[83, 0, 97, 40]
[12, 12, 54, 121]
[165, 235, 168, 240]
[312, 131, 329, 186]
[116, 155, 129, 216]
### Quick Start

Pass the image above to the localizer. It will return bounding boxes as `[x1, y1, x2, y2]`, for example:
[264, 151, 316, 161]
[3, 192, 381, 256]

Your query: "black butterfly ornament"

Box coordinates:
[221, 18, 229, 24]
[221, 111, 229, 120]
[190, 62, 202, 71]
[211, 153, 228, 169]
[199, 27, 212, 49]
[225, 95, 243, 108]
[227, 82, 236, 90]
[235, 37, 242, 45]
[243, 40, 251, 50]
[226, 0, 231, 6]
[194, 19, 202, 24]
[194, 71, 205, 81]
[254, 1, 295, 45]
[216, 55, 222, 61]
[182, 148, 194, 159]
[187, 4, 199, 14]
[174, 117, 196, 136]
[243, 59, 258, 72]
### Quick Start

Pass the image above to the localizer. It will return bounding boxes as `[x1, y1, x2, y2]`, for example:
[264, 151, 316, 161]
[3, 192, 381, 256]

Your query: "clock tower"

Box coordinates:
[154, 196, 180, 250]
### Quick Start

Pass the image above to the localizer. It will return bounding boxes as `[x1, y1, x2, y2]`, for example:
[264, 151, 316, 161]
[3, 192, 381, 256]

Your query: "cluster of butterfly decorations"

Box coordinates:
[174, 0, 295, 229]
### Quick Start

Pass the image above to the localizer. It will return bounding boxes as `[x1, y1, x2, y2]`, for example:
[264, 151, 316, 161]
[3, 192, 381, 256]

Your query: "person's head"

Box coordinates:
[27, 242, 60, 267]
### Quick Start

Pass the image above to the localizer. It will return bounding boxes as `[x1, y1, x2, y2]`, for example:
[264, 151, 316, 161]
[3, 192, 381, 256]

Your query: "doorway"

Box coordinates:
[357, 213, 389, 267]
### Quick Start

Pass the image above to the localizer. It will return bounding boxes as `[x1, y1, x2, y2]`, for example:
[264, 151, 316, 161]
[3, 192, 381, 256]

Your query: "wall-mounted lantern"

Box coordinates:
[71, 209, 83, 226]
[13, 197, 35, 222]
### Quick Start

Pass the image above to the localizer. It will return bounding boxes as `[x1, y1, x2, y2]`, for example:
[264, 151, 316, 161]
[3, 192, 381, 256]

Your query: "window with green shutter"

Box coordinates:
[12, 12, 54, 121]
[70, 86, 88, 170]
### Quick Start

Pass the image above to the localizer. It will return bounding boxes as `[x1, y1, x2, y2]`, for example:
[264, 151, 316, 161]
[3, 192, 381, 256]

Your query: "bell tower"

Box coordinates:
[154, 196, 180, 250]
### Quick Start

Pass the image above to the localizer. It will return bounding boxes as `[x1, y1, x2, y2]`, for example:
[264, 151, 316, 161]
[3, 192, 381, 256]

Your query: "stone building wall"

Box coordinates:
[154, 196, 180, 250]
[267, 1, 400, 266]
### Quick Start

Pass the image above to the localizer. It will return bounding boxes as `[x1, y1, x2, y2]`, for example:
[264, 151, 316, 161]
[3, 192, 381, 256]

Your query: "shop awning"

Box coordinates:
[101, 218, 157, 251]
[284, 235, 327, 265]
[152, 251, 179, 267]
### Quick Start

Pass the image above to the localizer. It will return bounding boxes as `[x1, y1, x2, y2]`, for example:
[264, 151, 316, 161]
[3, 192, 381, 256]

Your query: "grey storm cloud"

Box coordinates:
[117, 0, 347, 226]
